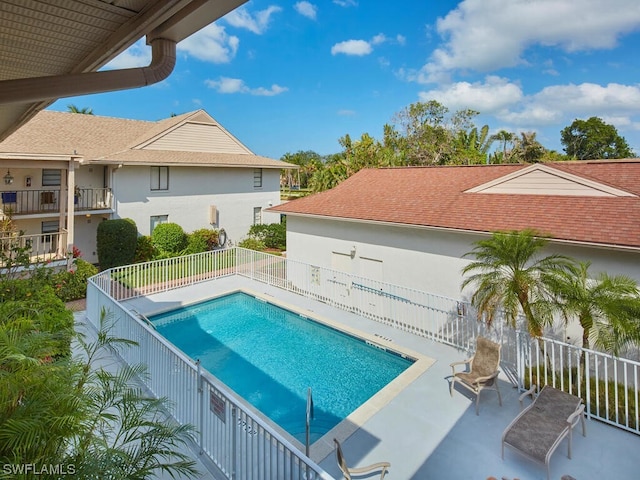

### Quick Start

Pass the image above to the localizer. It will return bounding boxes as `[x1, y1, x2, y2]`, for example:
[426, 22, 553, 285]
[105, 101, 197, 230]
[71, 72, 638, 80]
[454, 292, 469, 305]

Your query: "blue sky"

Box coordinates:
[51, 0, 640, 159]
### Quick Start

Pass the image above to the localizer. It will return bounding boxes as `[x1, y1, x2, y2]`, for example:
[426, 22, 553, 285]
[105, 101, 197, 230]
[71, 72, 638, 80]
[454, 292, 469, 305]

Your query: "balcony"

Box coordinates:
[0, 187, 112, 216]
[0, 230, 68, 267]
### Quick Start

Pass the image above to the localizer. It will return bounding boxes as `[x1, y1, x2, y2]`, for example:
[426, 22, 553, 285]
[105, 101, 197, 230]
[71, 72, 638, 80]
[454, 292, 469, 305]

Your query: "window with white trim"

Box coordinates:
[150, 166, 169, 191]
[253, 168, 263, 188]
[42, 169, 61, 186]
[253, 207, 262, 225]
[150, 215, 168, 233]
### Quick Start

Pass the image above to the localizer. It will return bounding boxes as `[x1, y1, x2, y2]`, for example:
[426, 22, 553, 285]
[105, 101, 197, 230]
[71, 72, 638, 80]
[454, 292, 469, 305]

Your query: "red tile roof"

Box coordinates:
[270, 160, 640, 250]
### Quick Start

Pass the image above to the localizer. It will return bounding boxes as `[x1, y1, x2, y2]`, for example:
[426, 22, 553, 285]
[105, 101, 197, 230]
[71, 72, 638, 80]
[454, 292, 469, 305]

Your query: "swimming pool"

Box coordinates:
[149, 291, 414, 444]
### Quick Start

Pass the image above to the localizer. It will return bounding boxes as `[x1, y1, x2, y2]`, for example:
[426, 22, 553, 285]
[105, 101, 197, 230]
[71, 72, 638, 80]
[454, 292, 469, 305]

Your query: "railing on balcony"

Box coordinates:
[0, 188, 111, 215]
[0, 230, 68, 266]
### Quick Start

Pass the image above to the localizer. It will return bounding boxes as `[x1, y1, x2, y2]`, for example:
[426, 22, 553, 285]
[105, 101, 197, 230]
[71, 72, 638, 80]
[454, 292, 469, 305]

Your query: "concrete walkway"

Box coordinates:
[86, 276, 640, 480]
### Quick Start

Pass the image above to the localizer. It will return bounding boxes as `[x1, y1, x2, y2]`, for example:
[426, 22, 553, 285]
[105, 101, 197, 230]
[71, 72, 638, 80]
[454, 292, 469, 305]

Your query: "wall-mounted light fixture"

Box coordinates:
[350, 245, 357, 258]
[4, 170, 14, 185]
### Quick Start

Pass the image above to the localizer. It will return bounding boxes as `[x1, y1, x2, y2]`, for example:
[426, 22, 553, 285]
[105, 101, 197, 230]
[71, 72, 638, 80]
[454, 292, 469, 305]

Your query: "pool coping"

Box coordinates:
[136, 286, 436, 463]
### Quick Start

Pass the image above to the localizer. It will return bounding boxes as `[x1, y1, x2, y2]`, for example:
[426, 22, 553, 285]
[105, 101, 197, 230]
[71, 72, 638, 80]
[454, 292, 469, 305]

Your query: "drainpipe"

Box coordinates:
[0, 37, 176, 105]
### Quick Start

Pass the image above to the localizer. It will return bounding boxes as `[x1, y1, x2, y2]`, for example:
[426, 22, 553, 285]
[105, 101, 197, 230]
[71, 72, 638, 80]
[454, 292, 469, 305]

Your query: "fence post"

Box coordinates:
[231, 406, 237, 480]
[516, 330, 524, 391]
[197, 359, 204, 454]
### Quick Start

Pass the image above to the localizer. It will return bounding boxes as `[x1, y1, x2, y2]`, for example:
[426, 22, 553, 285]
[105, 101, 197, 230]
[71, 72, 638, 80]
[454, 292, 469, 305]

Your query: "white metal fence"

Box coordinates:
[86, 277, 333, 480]
[88, 248, 640, 453]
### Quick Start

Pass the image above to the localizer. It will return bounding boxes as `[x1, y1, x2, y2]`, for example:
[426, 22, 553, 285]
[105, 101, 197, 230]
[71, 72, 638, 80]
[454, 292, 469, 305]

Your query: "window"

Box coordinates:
[42, 169, 61, 186]
[253, 168, 262, 188]
[41, 220, 59, 248]
[41, 220, 59, 234]
[150, 215, 168, 233]
[150, 166, 169, 191]
[253, 207, 262, 225]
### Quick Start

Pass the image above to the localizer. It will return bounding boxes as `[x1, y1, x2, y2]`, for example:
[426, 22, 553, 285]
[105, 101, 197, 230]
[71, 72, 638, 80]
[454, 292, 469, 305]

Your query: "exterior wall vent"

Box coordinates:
[209, 205, 217, 225]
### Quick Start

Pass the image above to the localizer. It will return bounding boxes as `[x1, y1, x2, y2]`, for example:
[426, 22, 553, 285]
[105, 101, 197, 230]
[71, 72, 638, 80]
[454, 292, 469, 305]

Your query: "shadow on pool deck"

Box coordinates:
[85, 276, 640, 480]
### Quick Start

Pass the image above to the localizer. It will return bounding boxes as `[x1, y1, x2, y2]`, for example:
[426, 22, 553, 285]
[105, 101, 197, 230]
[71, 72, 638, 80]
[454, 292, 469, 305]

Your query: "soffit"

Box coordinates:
[0, 0, 247, 142]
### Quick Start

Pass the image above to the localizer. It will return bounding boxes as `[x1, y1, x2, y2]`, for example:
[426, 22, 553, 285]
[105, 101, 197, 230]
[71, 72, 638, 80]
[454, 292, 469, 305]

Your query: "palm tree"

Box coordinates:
[513, 131, 545, 163]
[1, 307, 200, 479]
[491, 130, 516, 163]
[461, 230, 577, 337]
[549, 261, 640, 356]
[67, 104, 94, 115]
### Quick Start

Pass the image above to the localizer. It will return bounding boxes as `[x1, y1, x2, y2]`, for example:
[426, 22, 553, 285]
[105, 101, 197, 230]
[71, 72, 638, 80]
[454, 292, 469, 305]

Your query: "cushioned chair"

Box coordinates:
[334, 438, 390, 480]
[502, 385, 586, 480]
[450, 336, 502, 414]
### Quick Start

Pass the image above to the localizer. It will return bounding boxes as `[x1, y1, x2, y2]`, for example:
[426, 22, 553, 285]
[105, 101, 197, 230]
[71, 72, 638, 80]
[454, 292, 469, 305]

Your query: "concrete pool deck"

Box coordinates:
[103, 276, 639, 479]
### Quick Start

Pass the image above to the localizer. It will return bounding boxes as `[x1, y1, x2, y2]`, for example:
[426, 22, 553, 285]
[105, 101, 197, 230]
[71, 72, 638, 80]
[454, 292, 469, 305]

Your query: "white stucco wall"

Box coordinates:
[112, 165, 282, 243]
[285, 215, 640, 303]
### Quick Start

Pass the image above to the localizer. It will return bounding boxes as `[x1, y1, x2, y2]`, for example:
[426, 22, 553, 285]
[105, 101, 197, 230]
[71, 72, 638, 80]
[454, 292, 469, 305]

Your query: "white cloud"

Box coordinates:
[331, 39, 372, 56]
[178, 24, 239, 63]
[502, 82, 640, 127]
[338, 109, 356, 116]
[419, 0, 640, 83]
[418, 76, 524, 113]
[224, 5, 282, 34]
[418, 77, 640, 135]
[371, 34, 386, 45]
[396, 34, 406, 46]
[427, 77, 640, 132]
[205, 77, 288, 96]
[295, 2, 317, 20]
[104, 39, 151, 69]
[333, 0, 358, 7]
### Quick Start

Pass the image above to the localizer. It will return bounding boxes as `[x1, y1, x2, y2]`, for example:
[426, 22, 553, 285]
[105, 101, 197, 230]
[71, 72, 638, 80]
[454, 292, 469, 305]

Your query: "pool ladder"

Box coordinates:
[131, 309, 156, 330]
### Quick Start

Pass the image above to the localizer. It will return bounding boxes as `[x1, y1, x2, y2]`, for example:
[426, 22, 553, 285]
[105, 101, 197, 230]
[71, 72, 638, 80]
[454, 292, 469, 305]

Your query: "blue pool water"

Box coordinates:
[150, 292, 413, 443]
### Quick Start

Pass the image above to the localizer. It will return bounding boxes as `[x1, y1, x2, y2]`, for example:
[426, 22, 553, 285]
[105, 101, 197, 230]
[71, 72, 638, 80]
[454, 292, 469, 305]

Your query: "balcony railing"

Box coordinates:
[0, 188, 111, 215]
[0, 230, 68, 266]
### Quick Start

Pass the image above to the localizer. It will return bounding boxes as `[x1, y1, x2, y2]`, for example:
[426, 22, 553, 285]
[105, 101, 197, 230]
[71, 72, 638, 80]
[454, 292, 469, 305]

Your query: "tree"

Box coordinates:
[490, 130, 517, 164]
[67, 104, 94, 115]
[560, 117, 635, 160]
[461, 230, 577, 337]
[453, 125, 494, 164]
[280, 150, 323, 189]
[548, 261, 640, 355]
[513, 131, 546, 163]
[389, 100, 479, 165]
[0, 307, 200, 479]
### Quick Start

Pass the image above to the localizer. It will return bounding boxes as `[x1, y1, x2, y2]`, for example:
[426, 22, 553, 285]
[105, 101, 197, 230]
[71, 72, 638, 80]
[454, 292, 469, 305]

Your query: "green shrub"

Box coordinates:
[185, 234, 208, 255]
[134, 235, 156, 263]
[152, 223, 187, 255]
[0, 278, 74, 357]
[51, 259, 98, 302]
[192, 228, 219, 250]
[247, 220, 286, 250]
[97, 218, 138, 269]
[238, 237, 266, 251]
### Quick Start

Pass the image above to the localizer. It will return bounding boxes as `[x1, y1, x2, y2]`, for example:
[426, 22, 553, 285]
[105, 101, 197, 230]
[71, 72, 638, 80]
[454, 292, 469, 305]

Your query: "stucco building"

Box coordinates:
[0, 109, 293, 264]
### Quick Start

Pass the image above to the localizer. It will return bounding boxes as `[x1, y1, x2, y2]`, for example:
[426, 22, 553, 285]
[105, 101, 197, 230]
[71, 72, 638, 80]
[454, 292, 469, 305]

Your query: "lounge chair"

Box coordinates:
[450, 336, 502, 414]
[333, 438, 390, 480]
[502, 385, 586, 480]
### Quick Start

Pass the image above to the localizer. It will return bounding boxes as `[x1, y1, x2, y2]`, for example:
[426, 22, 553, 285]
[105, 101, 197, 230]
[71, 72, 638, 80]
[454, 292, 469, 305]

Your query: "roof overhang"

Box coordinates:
[275, 210, 640, 253]
[0, 0, 247, 142]
[0, 152, 82, 169]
